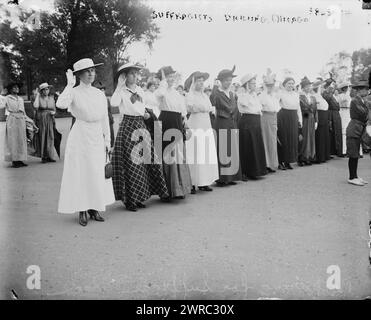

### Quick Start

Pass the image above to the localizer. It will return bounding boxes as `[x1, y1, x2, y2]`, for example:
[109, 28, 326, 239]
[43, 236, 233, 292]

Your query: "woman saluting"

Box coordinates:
[56, 58, 115, 226]
[110, 63, 169, 211]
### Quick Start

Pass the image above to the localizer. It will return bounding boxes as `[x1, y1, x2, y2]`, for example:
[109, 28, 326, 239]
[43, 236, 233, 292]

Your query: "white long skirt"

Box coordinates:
[58, 119, 115, 214]
[340, 108, 351, 155]
[186, 112, 219, 187]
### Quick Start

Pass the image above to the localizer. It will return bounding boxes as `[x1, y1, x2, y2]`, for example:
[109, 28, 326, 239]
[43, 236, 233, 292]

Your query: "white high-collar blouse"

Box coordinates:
[56, 82, 110, 146]
[155, 79, 187, 117]
[277, 89, 302, 125]
[313, 92, 329, 111]
[259, 90, 280, 113]
[237, 90, 262, 115]
[186, 90, 213, 113]
[110, 84, 146, 116]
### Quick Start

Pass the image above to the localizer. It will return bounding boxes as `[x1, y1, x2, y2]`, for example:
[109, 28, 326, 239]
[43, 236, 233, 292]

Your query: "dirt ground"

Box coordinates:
[1, 116, 371, 300]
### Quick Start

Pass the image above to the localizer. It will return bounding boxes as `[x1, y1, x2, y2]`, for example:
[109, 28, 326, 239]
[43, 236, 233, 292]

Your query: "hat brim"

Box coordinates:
[184, 72, 210, 91]
[73, 63, 104, 74]
[217, 74, 237, 81]
[40, 85, 53, 90]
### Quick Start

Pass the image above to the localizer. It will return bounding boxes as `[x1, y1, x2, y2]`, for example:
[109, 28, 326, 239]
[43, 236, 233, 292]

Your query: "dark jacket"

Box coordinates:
[346, 95, 369, 139]
[322, 91, 340, 111]
[299, 94, 318, 121]
[210, 85, 239, 122]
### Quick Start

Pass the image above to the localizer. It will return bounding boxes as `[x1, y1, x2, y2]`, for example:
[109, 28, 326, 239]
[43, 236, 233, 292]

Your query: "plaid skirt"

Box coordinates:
[112, 115, 168, 206]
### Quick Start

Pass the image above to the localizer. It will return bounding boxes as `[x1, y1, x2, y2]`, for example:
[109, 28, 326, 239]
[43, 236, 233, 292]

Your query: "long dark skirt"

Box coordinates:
[33, 110, 57, 160]
[299, 113, 316, 162]
[315, 110, 331, 162]
[277, 109, 298, 164]
[159, 110, 192, 197]
[112, 115, 168, 207]
[214, 116, 242, 183]
[239, 114, 267, 177]
[329, 110, 343, 156]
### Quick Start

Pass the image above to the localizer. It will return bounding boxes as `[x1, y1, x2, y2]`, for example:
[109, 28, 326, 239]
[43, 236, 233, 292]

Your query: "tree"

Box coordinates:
[351, 48, 371, 81]
[319, 51, 353, 84]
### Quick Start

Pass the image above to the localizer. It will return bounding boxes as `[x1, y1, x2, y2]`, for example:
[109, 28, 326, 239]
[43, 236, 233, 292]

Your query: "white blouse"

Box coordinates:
[5, 95, 25, 118]
[56, 82, 110, 146]
[110, 85, 146, 116]
[313, 93, 329, 111]
[337, 92, 351, 109]
[186, 91, 212, 113]
[155, 79, 187, 117]
[277, 90, 302, 125]
[259, 91, 280, 113]
[144, 91, 161, 117]
[237, 90, 262, 115]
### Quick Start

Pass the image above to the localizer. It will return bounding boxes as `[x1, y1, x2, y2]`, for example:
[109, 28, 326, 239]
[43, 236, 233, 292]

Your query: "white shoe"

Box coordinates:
[348, 178, 365, 186]
[359, 177, 368, 184]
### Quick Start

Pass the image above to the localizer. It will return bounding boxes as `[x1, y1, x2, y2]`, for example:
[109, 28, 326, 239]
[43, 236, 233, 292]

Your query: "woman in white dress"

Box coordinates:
[56, 58, 115, 226]
[337, 82, 353, 155]
[184, 71, 219, 193]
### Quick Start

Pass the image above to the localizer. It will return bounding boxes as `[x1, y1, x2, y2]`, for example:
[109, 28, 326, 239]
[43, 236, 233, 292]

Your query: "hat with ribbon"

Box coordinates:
[184, 71, 210, 91]
[217, 65, 237, 81]
[72, 58, 103, 74]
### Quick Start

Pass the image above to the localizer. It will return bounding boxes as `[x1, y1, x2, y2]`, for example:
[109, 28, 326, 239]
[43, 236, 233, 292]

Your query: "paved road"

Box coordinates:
[1, 117, 371, 299]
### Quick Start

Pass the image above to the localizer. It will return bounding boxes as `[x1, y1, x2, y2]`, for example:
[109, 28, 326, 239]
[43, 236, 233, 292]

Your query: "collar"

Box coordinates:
[79, 82, 92, 89]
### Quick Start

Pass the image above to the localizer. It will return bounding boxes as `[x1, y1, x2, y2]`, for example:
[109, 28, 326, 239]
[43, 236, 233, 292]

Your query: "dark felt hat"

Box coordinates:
[184, 71, 210, 91]
[351, 79, 369, 89]
[157, 66, 176, 80]
[217, 65, 237, 81]
[300, 76, 312, 88]
[6, 82, 23, 92]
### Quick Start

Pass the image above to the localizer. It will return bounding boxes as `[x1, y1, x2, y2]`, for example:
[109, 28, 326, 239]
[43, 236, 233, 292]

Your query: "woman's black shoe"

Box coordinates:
[228, 181, 237, 185]
[160, 196, 171, 203]
[278, 163, 286, 170]
[285, 163, 293, 169]
[199, 186, 213, 191]
[79, 211, 88, 226]
[11, 161, 22, 168]
[175, 195, 185, 199]
[88, 209, 104, 221]
[42, 158, 48, 163]
[298, 161, 304, 167]
[136, 202, 146, 208]
[216, 180, 227, 187]
[47, 158, 56, 162]
[304, 161, 312, 166]
[267, 167, 276, 173]
[191, 186, 196, 194]
[126, 205, 138, 212]
[241, 175, 248, 182]
[19, 161, 28, 167]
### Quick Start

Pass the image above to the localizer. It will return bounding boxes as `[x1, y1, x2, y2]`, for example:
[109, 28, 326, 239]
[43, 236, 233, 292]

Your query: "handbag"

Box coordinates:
[105, 148, 113, 179]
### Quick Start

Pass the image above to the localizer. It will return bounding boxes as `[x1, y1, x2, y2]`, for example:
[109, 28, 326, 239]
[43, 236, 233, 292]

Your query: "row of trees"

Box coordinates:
[0, 0, 160, 98]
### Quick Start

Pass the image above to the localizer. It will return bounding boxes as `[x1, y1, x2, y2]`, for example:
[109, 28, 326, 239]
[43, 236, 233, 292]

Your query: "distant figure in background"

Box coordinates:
[177, 85, 185, 96]
[33, 82, 58, 163]
[95, 81, 115, 148]
[312, 80, 331, 163]
[4, 82, 29, 168]
[322, 79, 343, 157]
[143, 81, 161, 118]
[346, 79, 369, 186]
[298, 77, 317, 166]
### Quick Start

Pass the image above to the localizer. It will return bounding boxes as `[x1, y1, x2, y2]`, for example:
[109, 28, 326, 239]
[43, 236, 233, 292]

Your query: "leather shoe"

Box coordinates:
[199, 186, 213, 191]
[136, 202, 146, 208]
[88, 209, 104, 221]
[79, 211, 88, 226]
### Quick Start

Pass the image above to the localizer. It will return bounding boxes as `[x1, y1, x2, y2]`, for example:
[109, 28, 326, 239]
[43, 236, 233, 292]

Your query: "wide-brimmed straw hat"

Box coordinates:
[184, 71, 210, 91]
[240, 73, 257, 86]
[39, 82, 52, 91]
[72, 58, 103, 74]
[116, 62, 144, 78]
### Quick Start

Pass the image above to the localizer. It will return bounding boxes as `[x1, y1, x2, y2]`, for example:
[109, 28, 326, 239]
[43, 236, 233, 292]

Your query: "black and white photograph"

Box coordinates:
[1, 0, 371, 304]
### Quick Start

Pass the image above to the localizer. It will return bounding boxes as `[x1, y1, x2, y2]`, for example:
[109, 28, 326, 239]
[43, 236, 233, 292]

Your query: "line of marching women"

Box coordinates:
[12, 57, 366, 226]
